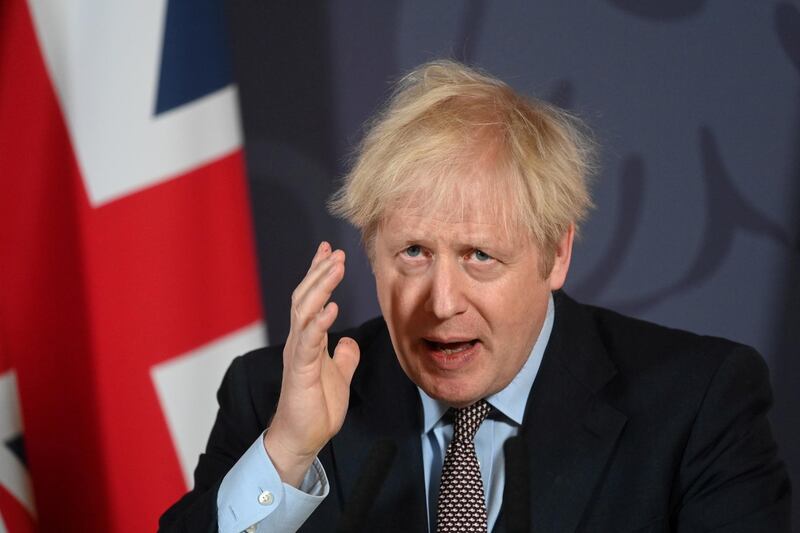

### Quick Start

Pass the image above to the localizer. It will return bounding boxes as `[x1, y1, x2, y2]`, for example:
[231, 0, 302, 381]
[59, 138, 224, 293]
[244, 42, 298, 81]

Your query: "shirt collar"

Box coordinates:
[417, 293, 555, 432]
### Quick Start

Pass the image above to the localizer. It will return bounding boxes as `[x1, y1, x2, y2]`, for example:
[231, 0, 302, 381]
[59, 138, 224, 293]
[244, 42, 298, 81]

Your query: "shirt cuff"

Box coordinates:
[217, 432, 329, 533]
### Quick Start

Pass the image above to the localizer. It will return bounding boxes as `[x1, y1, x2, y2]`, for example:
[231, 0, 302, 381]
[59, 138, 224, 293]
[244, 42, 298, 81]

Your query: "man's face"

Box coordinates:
[372, 183, 573, 407]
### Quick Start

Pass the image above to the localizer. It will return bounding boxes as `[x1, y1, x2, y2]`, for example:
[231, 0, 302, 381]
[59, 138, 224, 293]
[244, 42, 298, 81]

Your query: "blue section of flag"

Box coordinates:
[154, 0, 234, 115]
[6, 434, 26, 466]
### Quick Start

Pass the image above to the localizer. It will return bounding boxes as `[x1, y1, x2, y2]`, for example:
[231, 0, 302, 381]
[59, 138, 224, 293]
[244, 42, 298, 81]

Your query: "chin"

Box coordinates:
[420, 376, 486, 408]
[397, 344, 492, 406]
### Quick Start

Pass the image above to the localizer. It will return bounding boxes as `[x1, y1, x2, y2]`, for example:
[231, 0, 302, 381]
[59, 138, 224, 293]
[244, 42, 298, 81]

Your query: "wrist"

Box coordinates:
[263, 428, 318, 488]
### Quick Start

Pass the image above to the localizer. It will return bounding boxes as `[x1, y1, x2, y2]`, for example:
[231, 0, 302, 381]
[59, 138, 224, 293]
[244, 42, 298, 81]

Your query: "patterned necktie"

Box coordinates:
[436, 399, 492, 533]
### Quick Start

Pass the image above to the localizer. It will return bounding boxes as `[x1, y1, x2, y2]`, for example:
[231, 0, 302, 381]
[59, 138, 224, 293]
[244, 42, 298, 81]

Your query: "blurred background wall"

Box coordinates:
[225, 0, 800, 524]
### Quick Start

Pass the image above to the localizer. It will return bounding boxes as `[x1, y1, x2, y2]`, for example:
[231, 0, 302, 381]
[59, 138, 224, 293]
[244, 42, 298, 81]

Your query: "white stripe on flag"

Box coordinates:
[151, 321, 267, 488]
[26, 0, 242, 206]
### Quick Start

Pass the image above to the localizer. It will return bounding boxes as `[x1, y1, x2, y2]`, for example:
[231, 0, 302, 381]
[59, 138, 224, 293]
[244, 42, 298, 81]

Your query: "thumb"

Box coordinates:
[332, 336, 360, 385]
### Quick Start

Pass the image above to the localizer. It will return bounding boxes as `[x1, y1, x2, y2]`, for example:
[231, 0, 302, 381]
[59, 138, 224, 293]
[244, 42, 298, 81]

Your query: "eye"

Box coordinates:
[404, 245, 423, 257]
[473, 249, 493, 262]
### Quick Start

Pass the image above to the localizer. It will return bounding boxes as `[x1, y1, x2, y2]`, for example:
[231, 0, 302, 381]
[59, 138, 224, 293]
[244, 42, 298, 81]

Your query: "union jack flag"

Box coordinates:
[0, 0, 265, 531]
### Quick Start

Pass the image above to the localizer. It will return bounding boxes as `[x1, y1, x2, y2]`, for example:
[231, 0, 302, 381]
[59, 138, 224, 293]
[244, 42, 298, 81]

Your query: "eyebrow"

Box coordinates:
[388, 232, 506, 253]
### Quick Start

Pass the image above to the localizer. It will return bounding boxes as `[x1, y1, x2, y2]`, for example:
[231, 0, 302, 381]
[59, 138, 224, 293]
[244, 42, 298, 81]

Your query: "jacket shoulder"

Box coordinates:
[575, 296, 761, 375]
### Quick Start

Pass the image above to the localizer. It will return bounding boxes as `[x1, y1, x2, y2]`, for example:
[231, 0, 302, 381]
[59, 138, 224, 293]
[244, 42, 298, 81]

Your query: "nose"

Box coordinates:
[426, 257, 468, 319]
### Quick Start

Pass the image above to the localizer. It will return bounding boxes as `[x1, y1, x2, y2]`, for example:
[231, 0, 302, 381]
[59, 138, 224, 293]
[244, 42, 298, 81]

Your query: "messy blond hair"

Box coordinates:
[329, 60, 595, 277]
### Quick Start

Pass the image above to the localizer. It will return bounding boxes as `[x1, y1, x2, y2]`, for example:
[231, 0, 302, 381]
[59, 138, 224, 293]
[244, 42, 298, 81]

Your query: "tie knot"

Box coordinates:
[453, 399, 491, 442]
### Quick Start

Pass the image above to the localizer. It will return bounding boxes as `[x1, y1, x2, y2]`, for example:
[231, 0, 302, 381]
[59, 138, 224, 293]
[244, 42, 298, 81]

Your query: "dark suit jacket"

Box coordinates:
[159, 292, 791, 532]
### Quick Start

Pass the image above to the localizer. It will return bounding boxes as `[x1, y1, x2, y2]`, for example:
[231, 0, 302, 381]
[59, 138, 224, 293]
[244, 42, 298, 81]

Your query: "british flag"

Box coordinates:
[0, 0, 265, 531]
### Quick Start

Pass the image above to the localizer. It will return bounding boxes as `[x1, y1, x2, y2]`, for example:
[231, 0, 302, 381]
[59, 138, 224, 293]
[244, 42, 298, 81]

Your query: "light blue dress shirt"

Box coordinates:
[217, 432, 328, 532]
[217, 295, 554, 533]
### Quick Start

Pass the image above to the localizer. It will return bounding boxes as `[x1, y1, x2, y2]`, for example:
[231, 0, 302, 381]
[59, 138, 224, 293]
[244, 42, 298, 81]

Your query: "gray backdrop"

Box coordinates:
[225, 0, 800, 524]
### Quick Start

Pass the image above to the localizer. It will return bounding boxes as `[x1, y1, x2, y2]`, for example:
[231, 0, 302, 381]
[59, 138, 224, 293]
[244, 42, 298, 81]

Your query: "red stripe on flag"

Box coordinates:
[87, 152, 262, 365]
[86, 152, 263, 532]
[1, 1, 264, 531]
[0, 485, 36, 533]
[1, 1, 111, 531]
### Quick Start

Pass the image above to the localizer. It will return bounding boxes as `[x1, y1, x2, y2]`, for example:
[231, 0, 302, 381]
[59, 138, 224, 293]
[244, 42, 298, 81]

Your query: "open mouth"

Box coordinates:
[423, 339, 479, 355]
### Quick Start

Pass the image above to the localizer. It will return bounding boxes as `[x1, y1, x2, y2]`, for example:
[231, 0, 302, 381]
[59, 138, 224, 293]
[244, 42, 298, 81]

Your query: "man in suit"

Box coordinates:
[159, 60, 790, 532]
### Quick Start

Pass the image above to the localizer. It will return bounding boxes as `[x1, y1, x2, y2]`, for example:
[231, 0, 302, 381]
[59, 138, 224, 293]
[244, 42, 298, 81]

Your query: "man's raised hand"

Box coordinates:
[263, 242, 360, 487]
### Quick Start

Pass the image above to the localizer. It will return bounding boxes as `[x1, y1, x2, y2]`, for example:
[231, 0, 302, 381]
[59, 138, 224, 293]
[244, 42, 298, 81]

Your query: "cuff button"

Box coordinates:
[257, 490, 274, 506]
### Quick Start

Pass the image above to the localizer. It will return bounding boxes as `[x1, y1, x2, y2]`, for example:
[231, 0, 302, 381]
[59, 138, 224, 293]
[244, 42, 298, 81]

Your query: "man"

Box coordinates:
[159, 60, 790, 532]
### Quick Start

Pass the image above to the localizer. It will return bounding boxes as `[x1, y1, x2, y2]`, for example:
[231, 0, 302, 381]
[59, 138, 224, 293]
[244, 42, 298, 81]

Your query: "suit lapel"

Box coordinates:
[520, 292, 627, 533]
[329, 323, 429, 532]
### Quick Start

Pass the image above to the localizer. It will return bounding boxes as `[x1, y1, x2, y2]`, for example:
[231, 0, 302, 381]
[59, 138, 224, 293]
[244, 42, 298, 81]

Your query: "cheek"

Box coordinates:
[378, 263, 421, 301]
[484, 280, 549, 347]
[375, 271, 418, 328]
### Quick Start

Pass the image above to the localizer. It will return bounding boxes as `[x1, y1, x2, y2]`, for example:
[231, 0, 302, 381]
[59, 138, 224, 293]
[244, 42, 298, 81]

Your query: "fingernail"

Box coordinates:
[320, 241, 329, 253]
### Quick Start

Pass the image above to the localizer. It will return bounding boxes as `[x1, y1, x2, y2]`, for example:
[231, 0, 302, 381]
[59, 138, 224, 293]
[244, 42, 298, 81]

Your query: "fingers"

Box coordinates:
[297, 301, 340, 356]
[333, 337, 360, 385]
[291, 244, 345, 330]
[292, 242, 335, 307]
[287, 242, 347, 367]
[308, 241, 330, 270]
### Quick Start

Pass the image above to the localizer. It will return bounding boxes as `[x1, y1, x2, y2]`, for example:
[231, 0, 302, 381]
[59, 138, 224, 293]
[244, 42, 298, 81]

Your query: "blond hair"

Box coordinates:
[329, 60, 595, 276]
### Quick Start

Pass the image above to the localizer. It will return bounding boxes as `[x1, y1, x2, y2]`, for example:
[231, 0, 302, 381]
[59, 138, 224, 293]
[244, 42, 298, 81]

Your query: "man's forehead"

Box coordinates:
[380, 205, 530, 247]
[386, 207, 501, 227]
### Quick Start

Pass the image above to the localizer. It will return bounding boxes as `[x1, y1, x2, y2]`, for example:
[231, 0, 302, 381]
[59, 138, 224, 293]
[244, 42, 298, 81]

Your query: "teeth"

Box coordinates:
[438, 342, 472, 355]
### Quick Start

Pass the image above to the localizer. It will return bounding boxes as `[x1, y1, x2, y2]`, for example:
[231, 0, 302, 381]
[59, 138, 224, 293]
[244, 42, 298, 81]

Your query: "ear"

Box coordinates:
[548, 224, 574, 291]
